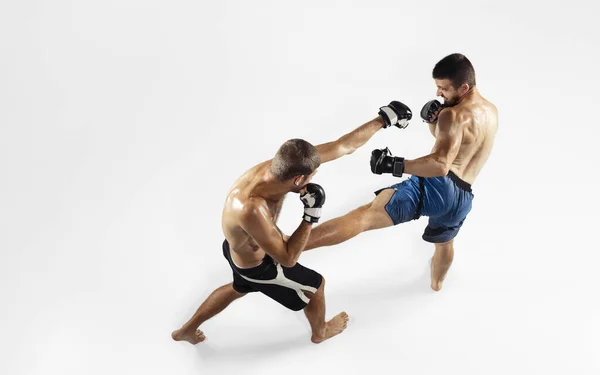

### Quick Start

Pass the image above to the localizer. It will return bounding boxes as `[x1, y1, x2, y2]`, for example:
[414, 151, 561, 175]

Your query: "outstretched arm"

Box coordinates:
[404, 110, 463, 177]
[315, 116, 385, 164]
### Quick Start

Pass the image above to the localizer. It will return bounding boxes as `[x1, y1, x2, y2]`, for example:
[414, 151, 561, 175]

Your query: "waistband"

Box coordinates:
[447, 171, 472, 192]
[222, 240, 273, 276]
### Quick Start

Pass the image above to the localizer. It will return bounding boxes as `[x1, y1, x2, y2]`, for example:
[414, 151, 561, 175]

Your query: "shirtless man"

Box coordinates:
[304, 53, 498, 291]
[171, 100, 413, 344]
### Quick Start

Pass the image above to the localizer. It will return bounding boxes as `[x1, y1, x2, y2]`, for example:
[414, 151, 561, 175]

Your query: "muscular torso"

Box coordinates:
[430, 91, 498, 184]
[221, 161, 286, 268]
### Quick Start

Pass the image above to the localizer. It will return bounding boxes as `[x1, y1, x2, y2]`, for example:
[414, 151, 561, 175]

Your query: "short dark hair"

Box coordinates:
[271, 139, 321, 181]
[432, 53, 476, 89]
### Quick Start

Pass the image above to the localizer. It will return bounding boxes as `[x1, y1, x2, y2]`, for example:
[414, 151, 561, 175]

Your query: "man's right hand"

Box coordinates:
[420, 99, 444, 124]
[299, 183, 326, 223]
[379, 101, 412, 129]
[370, 147, 405, 178]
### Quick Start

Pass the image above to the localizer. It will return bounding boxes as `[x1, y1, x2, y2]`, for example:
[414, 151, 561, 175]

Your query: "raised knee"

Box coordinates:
[373, 188, 395, 207]
[364, 200, 393, 230]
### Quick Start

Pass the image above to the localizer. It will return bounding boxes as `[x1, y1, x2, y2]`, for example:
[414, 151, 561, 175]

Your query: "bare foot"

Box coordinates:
[430, 257, 447, 292]
[311, 312, 349, 344]
[171, 328, 206, 345]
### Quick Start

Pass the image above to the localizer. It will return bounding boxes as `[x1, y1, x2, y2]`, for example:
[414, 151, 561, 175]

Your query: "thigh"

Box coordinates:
[241, 262, 324, 311]
[373, 177, 421, 226]
[231, 272, 257, 294]
[281, 262, 323, 291]
[422, 216, 462, 243]
[423, 187, 474, 243]
[366, 188, 396, 230]
[423, 204, 471, 243]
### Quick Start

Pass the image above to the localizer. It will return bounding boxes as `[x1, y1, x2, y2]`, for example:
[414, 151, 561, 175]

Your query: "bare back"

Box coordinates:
[432, 89, 498, 184]
[221, 161, 286, 268]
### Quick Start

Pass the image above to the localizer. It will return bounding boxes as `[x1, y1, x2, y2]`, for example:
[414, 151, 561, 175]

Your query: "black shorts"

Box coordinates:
[222, 240, 323, 311]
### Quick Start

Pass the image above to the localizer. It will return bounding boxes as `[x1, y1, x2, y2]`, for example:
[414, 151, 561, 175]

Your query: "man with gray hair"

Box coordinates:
[172, 101, 412, 345]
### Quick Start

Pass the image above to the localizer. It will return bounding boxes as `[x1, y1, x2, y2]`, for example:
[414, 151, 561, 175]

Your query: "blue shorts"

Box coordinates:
[374, 171, 474, 243]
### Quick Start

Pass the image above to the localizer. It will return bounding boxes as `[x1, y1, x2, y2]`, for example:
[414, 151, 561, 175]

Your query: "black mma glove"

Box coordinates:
[420, 99, 444, 124]
[299, 183, 326, 223]
[370, 147, 405, 178]
[379, 101, 412, 129]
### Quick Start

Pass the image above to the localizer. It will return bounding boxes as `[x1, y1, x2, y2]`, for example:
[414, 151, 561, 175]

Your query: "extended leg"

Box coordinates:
[172, 283, 246, 344]
[430, 240, 454, 291]
[304, 189, 396, 251]
[302, 277, 349, 343]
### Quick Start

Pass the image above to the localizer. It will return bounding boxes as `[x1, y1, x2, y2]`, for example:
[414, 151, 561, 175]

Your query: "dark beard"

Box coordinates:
[444, 96, 459, 106]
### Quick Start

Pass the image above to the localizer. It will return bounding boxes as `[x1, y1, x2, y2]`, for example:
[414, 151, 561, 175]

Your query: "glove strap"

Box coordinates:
[392, 157, 405, 178]
[303, 207, 321, 223]
[379, 106, 398, 128]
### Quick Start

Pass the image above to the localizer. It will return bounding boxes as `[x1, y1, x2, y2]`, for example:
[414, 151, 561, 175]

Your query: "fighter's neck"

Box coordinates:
[249, 168, 289, 202]
[457, 87, 479, 105]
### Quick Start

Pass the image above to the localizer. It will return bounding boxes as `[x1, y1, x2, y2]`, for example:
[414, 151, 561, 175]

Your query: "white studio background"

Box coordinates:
[1, 0, 598, 374]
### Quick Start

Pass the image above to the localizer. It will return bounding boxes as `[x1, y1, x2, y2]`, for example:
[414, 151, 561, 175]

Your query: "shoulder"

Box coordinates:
[249, 160, 273, 175]
[489, 101, 498, 113]
[437, 107, 459, 131]
[239, 197, 269, 224]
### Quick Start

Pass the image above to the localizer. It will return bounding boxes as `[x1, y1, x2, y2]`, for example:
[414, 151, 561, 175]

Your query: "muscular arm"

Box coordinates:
[272, 196, 286, 223]
[240, 201, 311, 267]
[272, 198, 291, 241]
[315, 116, 385, 163]
[428, 123, 436, 137]
[404, 110, 463, 177]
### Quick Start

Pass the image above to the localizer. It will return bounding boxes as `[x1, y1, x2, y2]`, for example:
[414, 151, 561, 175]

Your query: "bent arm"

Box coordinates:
[404, 111, 463, 177]
[315, 116, 385, 163]
[240, 203, 311, 267]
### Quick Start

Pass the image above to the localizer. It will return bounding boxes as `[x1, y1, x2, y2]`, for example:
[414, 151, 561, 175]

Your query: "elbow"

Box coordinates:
[344, 145, 357, 156]
[434, 156, 451, 176]
[279, 250, 297, 268]
[335, 137, 356, 157]
[336, 140, 356, 157]
[438, 164, 450, 176]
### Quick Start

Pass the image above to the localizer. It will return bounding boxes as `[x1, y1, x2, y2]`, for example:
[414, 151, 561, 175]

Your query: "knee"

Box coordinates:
[363, 202, 393, 230]
[318, 276, 325, 290]
[439, 242, 454, 251]
[303, 277, 324, 301]
[434, 242, 454, 261]
[313, 276, 325, 295]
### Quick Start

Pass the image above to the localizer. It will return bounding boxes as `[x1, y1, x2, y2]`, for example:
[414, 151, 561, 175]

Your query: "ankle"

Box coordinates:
[311, 325, 326, 340]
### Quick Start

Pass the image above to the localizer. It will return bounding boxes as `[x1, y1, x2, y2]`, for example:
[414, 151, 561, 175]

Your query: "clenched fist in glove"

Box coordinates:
[420, 100, 445, 124]
[379, 101, 412, 129]
[299, 183, 326, 223]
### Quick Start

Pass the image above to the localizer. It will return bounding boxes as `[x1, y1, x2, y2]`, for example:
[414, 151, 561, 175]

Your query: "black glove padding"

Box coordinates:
[420, 99, 444, 124]
[370, 147, 405, 178]
[378, 101, 412, 129]
[299, 183, 326, 223]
